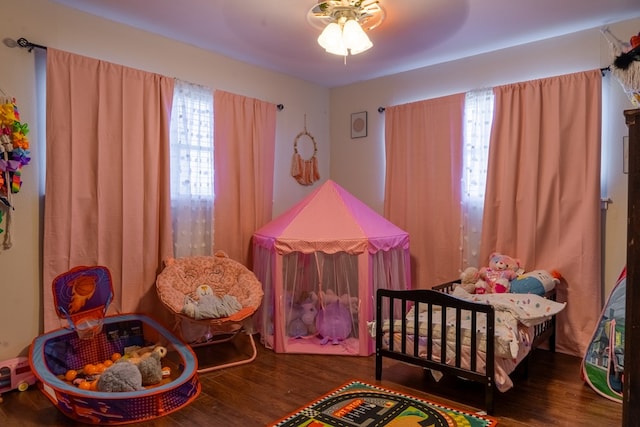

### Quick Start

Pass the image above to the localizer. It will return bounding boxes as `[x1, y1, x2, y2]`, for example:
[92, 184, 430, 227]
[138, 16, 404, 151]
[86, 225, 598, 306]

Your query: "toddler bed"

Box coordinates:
[373, 280, 566, 414]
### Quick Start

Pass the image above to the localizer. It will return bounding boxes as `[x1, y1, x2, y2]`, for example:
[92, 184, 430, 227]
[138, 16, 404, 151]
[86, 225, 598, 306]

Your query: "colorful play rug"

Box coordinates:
[270, 380, 497, 427]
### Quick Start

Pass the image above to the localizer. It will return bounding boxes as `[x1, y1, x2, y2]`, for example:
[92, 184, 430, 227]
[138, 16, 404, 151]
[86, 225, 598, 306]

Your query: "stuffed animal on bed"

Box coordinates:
[510, 269, 561, 296]
[476, 252, 523, 294]
[459, 266, 480, 293]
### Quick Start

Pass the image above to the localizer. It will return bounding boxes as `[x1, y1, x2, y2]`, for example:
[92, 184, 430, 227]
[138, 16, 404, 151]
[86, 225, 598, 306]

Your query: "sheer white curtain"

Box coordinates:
[461, 88, 494, 270]
[169, 80, 215, 257]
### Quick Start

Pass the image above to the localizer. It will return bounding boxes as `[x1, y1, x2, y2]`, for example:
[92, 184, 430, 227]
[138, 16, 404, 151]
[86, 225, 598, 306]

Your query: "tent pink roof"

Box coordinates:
[253, 180, 409, 254]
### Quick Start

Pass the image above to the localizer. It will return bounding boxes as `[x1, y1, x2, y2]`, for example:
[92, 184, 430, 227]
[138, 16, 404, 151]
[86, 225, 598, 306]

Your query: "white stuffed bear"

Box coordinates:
[182, 284, 242, 319]
[458, 267, 480, 293]
[318, 289, 359, 313]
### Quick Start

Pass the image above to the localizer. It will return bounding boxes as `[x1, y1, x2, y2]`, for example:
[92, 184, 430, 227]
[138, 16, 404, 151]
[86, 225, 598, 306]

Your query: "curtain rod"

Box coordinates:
[15, 37, 47, 52]
[379, 67, 612, 111]
[8, 37, 609, 110]
[6, 37, 291, 110]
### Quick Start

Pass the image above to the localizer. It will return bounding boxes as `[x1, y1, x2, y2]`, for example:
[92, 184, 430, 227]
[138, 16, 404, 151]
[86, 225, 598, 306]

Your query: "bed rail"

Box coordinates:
[375, 280, 558, 415]
[375, 287, 496, 413]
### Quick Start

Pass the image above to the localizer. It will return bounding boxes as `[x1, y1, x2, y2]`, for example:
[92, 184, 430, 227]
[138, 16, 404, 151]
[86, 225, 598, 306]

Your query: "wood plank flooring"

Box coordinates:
[0, 333, 621, 426]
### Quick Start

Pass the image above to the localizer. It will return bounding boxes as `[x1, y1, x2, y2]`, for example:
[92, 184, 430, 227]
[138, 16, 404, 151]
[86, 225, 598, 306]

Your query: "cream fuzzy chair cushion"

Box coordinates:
[156, 252, 263, 322]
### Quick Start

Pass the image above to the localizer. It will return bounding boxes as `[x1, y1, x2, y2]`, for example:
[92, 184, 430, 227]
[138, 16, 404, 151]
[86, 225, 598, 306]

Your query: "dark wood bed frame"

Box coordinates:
[375, 280, 557, 414]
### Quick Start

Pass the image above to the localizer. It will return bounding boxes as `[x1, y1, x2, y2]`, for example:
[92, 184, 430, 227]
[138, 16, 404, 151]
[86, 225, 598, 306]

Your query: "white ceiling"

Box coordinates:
[51, 0, 640, 88]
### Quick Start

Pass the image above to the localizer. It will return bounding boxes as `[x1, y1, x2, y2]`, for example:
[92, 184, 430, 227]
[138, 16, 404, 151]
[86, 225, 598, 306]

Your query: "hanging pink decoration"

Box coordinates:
[290, 115, 320, 186]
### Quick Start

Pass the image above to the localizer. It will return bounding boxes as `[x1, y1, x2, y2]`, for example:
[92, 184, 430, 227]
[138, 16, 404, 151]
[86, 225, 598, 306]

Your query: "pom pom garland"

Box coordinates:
[0, 97, 31, 249]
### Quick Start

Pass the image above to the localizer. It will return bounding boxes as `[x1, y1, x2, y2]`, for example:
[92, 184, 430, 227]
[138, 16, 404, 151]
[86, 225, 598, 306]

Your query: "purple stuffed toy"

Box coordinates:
[315, 300, 352, 345]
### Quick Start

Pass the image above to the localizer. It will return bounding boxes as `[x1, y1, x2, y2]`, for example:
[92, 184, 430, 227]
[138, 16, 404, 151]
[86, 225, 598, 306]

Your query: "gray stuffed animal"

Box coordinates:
[97, 362, 142, 392]
[97, 345, 167, 392]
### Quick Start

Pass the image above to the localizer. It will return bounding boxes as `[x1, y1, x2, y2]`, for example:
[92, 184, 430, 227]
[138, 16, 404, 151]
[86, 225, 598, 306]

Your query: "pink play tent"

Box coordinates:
[252, 180, 410, 356]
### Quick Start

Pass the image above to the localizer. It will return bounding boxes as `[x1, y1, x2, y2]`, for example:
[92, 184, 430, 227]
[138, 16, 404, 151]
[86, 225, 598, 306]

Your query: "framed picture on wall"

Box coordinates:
[351, 111, 367, 139]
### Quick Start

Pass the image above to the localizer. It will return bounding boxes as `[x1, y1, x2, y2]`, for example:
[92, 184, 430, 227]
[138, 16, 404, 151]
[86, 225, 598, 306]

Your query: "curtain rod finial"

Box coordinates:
[2, 38, 18, 48]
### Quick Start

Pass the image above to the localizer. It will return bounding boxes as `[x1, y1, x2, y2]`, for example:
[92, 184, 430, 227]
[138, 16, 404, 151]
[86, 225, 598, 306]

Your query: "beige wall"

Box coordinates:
[0, 0, 636, 361]
[329, 18, 639, 309]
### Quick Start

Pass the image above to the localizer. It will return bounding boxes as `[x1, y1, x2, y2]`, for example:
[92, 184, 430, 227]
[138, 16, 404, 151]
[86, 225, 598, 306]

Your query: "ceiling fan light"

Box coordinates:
[342, 19, 373, 54]
[309, 1, 384, 57]
[342, 19, 365, 45]
[318, 22, 343, 50]
[348, 37, 373, 55]
[326, 43, 348, 56]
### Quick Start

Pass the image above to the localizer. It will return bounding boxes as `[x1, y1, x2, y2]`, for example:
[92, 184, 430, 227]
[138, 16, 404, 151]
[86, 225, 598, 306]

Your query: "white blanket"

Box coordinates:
[449, 287, 566, 327]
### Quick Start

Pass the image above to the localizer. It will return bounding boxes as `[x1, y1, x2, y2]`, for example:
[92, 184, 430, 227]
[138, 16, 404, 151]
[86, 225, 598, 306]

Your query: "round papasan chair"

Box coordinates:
[156, 251, 264, 373]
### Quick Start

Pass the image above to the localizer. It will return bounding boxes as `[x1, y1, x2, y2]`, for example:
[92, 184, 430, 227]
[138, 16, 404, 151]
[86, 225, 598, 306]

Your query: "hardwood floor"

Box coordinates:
[0, 333, 621, 426]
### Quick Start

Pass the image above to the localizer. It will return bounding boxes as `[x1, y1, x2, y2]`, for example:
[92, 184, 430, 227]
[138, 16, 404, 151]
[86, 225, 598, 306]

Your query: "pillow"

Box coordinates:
[510, 270, 559, 296]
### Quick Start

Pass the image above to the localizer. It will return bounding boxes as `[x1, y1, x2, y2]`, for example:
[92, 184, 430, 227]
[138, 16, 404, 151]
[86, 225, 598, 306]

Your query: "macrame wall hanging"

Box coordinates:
[601, 27, 640, 107]
[0, 95, 31, 250]
[290, 115, 320, 186]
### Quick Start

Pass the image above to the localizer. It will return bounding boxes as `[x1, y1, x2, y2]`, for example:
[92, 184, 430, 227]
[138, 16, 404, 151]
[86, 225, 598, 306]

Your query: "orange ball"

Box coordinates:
[95, 363, 106, 373]
[64, 369, 78, 382]
[111, 352, 122, 362]
[78, 380, 92, 390]
[83, 364, 98, 375]
[103, 360, 114, 368]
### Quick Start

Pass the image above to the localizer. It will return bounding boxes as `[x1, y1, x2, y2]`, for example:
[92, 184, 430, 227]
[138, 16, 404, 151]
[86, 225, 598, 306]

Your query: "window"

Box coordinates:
[169, 80, 215, 257]
[460, 88, 494, 268]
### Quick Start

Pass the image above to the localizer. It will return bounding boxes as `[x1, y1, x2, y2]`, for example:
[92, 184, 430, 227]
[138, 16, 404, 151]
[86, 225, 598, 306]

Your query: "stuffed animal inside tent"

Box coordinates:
[286, 292, 318, 338]
[316, 300, 353, 345]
